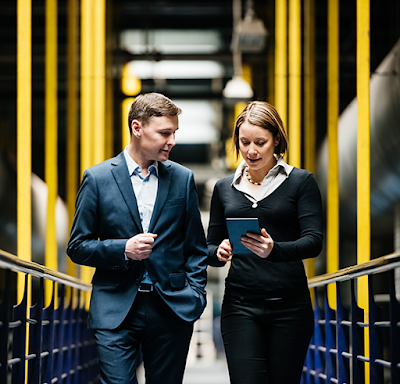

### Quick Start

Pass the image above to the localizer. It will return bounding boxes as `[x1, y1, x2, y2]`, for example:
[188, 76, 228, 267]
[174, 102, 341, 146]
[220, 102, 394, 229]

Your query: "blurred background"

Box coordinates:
[1, 0, 400, 369]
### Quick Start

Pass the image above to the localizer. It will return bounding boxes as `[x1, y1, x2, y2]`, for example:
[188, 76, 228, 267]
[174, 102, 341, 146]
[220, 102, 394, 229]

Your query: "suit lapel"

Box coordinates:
[111, 152, 143, 232]
[148, 161, 172, 233]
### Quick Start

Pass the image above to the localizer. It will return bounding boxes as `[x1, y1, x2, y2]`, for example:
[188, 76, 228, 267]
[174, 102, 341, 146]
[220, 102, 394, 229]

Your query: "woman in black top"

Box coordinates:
[207, 101, 323, 384]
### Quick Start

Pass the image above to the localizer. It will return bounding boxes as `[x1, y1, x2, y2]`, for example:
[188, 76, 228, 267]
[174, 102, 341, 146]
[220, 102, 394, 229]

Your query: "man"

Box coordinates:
[67, 93, 208, 384]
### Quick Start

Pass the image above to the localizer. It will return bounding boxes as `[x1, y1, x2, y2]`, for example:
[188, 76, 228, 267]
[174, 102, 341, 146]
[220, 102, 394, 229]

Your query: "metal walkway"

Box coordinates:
[136, 358, 230, 384]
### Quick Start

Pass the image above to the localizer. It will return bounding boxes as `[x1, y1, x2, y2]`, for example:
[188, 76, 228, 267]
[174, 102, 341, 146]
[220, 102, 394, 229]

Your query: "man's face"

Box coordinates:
[136, 115, 178, 164]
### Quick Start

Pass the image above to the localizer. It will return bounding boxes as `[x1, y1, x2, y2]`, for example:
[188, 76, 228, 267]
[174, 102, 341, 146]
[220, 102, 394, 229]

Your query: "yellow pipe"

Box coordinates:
[274, 0, 287, 127]
[17, 0, 32, 306]
[357, 0, 371, 380]
[105, 0, 114, 160]
[288, 0, 301, 168]
[304, 0, 316, 175]
[66, 0, 79, 278]
[45, 0, 58, 306]
[105, 74, 114, 159]
[81, 0, 95, 305]
[303, 0, 316, 281]
[93, 0, 106, 165]
[81, 0, 94, 174]
[17, 1, 32, 379]
[327, 0, 339, 310]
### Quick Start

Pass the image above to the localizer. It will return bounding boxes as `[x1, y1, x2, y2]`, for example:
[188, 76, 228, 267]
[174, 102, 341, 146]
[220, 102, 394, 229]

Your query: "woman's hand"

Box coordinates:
[241, 228, 274, 259]
[217, 239, 233, 262]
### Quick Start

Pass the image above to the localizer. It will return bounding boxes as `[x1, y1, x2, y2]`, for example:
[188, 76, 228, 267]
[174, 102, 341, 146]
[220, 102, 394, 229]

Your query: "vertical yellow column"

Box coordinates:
[304, 0, 315, 175]
[288, 0, 301, 168]
[105, 0, 114, 160]
[275, 0, 287, 127]
[121, 62, 141, 150]
[303, 0, 316, 279]
[81, 0, 94, 173]
[357, 0, 371, 381]
[327, 0, 339, 310]
[45, 0, 58, 306]
[66, 0, 79, 278]
[17, 2, 32, 379]
[81, 0, 95, 304]
[17, 0, 32, 306]
[93, 0, 106, 165]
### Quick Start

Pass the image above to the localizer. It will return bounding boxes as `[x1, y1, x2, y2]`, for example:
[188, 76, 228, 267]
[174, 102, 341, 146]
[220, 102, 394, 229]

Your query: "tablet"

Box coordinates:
[226, 218, 261, 255]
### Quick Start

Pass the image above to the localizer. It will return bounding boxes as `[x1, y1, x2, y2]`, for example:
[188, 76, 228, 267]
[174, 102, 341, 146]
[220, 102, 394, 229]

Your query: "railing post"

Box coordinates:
[351, 279, 365, 384]
[54, 284, 66, 381]
[11, 274, 28, 384]
[389, 269, 400, 382]
[27, 277, 44, 383]
[312, 287, 325, 382]
[70, 289, 81, 384]
[41, 282, 55, 383]
[367, 274, 384, 384]
[0, 269, 11, 383]
[336, 282, 350, 383]
[324, 285, 336, 381]
[64, 287, 73, 384]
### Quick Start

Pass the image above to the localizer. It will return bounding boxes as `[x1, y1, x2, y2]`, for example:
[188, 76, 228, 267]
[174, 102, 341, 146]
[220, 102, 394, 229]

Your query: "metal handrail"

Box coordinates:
[302, 252, 400, 384]
[0, 249, 98, 384]
[307, 250, 400, 288]
[0, 249, 91, 291]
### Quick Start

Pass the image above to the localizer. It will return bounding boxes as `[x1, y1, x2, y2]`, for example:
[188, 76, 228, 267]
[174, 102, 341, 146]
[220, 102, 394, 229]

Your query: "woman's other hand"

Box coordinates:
[217, 239, 233, 262]
[241, 228, 274, 259]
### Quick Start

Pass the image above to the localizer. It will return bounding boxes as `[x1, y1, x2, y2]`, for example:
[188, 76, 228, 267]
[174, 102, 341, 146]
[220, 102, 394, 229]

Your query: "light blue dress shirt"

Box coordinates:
[124, 148, 158, 284]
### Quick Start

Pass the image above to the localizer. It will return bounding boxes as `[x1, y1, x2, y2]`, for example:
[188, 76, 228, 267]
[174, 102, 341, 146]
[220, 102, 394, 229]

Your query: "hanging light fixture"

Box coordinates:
[222, 50, 254, 99]
[223, 0, 265, 101]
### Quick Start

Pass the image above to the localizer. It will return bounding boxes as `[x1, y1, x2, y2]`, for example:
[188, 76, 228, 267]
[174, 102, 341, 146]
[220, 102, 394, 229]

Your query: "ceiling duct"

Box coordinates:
[223, 0, 255, 101]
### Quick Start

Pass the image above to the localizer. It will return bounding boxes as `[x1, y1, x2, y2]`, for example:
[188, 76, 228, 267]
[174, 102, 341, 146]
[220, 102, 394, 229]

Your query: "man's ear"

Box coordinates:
[131, 119, 141, 138]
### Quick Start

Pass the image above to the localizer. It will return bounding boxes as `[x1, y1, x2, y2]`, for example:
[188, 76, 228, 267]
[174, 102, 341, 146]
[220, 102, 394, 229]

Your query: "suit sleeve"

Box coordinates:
[183, 172, 208, 303]
[67, 168, 128, 271]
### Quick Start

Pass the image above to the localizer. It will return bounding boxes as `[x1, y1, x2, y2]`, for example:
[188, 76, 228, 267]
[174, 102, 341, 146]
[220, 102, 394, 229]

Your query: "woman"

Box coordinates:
[207, 101, 323, 384]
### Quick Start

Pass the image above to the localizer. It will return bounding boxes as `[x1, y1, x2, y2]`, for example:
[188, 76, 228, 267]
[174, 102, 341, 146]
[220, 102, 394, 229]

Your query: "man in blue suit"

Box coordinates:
[67, 93, 208, 384]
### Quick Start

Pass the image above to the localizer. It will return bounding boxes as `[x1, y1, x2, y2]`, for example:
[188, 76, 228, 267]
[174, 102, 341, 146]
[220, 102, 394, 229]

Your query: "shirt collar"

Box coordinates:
[124, 147, 159, 177]
[231, 155, 293, 186]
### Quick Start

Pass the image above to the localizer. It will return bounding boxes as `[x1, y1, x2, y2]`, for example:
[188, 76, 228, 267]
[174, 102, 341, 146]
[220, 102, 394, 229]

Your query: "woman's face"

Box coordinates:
[238, 121, 279, 172]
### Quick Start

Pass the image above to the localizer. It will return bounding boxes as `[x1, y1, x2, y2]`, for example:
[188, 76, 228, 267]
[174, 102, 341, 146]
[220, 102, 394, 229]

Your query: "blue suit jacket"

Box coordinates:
[67, 152, 208, 329]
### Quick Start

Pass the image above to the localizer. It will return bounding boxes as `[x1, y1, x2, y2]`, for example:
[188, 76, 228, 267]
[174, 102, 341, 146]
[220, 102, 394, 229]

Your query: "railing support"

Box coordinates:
[0, 250, 98, 383]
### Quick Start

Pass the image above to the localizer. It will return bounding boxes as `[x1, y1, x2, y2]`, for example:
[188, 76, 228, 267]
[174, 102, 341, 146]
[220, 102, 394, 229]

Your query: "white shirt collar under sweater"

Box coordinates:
[231, 155, 293, 206]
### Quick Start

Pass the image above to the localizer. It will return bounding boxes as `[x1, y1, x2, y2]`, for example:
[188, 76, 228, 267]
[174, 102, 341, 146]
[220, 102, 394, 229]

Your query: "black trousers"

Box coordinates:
[94, 291, 194, 384]
[221, 289, 314, 384]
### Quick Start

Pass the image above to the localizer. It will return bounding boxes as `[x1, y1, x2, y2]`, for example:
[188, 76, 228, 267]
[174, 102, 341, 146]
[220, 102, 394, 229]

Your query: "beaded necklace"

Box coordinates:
[245, 166, 263, 185]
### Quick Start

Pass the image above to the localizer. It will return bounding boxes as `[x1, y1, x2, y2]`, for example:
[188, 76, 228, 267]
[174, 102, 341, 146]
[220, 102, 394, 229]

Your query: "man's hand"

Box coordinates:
[125, 233, 158, 261]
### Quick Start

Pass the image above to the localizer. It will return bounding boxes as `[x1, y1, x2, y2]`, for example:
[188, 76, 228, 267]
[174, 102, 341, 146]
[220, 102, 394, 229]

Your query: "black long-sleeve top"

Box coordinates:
[207, 167, 323, 299]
